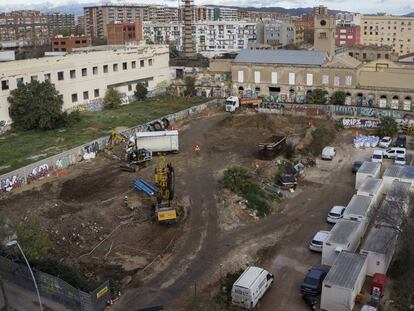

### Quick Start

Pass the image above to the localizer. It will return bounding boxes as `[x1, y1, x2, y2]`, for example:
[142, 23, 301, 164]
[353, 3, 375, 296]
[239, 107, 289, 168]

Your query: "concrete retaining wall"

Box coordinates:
[0, 99, 222, 194]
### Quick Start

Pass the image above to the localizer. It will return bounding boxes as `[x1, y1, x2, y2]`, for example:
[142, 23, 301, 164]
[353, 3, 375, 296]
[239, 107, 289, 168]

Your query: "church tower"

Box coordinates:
[314, 7, 336, 59]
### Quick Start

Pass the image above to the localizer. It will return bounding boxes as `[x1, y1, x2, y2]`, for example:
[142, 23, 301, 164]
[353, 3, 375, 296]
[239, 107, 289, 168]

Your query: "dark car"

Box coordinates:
[278, 175, 298, 189]
[300, 266, 330, 296]
[394, 136, 407, 148]
[352, 161, 363, 174]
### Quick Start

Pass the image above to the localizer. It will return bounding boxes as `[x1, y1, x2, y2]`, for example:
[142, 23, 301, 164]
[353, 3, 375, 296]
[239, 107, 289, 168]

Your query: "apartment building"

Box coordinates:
[238, 9, 289, 21]
[107, 22, 142, 45]
[83, 5, 146, 39]
[51, 35, 92, 53]
[147, 5, 179, 23]
[335, 25, 361, 47]
[143, 21, 256, 57]
[336, 12, 361, 26]
[0, 10, 49, 46]
[346, 44, 399, 62]
[0, 43, 170, 122]
[361, 14, 414, 55]
[47, 13, 75, 34]
[256, 20, 296, 47]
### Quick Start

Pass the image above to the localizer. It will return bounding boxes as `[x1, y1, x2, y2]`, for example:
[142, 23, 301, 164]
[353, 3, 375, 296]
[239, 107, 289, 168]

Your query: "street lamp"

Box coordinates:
[6, 239, 44, 311]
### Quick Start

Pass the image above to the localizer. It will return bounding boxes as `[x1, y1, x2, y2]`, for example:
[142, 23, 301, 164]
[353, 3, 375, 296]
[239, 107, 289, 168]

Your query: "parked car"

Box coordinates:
[301, 265, 330, 296]
[371, 150, 384, 163]
[383, 147, 406, 159]
[394, 136, 407, 148]
[379, 137, 392, 148]
[352, 161, 363, 173]
[278, 175, 298, 190]
[309, 230, 330, 252]
[321, 146, 336, 160]
[395, 155, 406, 166]
[327, 206, 346, 224]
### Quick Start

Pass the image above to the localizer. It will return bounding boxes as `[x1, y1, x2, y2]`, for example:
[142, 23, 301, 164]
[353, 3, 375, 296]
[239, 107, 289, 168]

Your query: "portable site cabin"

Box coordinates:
[321, 252, 367, 311]
[322, 219, 366, 266]
[343, 195, 374, 225]
[382, 165, 414, 193]
[360, 225, 398, 276]
[135, 130, 179, 153]
[355, 161, 381, 190]
[385, 180, 411, 213]
[375, 200, 405, 229]
[357, 177, 384, 208]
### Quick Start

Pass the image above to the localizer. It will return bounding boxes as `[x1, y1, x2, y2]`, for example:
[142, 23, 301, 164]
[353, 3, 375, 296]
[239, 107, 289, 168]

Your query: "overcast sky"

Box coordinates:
[1, 0, 413, 15]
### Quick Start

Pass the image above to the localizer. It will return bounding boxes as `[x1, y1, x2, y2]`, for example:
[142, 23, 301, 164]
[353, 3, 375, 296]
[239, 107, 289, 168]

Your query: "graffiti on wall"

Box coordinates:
[27, 164, 52, 183]
[83, 141, 100, 160]
[342, 118, 380, 128]
[72, 98, 104, 112]
[0, 175, 24, 194]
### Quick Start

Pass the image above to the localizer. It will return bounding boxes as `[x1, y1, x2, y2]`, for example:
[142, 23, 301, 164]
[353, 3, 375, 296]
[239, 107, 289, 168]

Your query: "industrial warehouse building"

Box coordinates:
[0, 43, 170, 123]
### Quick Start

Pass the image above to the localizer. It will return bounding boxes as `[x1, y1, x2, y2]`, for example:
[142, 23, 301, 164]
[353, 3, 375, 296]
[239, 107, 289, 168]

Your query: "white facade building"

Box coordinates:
[143, 21, 256, 57]
[0, 43, 170, 123]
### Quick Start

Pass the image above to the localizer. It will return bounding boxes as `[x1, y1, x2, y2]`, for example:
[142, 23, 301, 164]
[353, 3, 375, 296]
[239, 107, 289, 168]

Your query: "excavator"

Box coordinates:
[134, 155, 177, 223]
[109, 130, 152, 172]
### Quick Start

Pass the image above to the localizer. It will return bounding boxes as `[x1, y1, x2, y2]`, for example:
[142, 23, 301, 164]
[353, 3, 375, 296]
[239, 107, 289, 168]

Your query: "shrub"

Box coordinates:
[103, 88, 122, 109]
[378, 116, 399, 138]
[307, 89, 328, 105]
[331, 91, 346, 105]
[135, 83, 148, 101]
[304, 125, 335, 157]
[283, 143, 295, 160]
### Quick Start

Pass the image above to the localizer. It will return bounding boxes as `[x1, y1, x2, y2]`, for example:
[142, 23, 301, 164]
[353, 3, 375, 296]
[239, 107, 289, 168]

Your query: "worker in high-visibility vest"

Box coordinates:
[194, 144, 201, 154]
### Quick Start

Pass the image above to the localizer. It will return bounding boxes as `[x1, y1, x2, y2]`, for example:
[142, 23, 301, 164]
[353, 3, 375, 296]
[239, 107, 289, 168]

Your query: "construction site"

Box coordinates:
[0, 107, 348, 309]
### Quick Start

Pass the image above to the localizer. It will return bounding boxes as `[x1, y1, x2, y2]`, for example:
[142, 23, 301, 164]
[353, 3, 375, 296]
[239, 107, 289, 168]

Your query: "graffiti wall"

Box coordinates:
[342, 118, 380, 128]
[0, 99, 221, 195]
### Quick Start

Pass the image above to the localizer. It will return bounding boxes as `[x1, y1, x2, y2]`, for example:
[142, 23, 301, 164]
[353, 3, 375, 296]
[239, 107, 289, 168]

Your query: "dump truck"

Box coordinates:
[225, 96, 263, 112]
[257, 135, 287, 160]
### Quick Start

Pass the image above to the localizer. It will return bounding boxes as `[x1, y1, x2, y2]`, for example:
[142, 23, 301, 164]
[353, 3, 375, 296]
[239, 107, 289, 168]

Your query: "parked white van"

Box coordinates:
[322, 146, 336, 160]
[231, 266, 274, 309]
[383, 147, 406, 159]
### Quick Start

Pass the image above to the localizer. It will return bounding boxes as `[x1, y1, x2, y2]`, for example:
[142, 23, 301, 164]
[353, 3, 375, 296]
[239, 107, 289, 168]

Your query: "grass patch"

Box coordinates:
[0, 95, 207, 174]
[303, 125, 336, 157]
[223, 167, 270, 217]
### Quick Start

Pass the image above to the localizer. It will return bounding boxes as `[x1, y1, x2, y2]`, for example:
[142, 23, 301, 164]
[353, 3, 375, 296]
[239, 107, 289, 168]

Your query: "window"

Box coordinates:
[57, 71, 64, 81]
[71, 93, 78, 103]
[81, 68, 87, 77]
[345, 76, 352, 86]
[237, 70, 244, 83]
[288, 73, 295, 85]
[70, 70, 76, 79]
[113, 64, 118, 72]
[271, 72, 277, 84]
[128, 84, 132, 91]
[254, 71, 260, 83]
[93, 66, 98, 75]
[306, 73, 313, 86]
[363, 53, 367, 59]
[334, 76, 340, 87]
[1, 80, 9, 90]
[82, 40, 87, 44]
[31, 75, 38, 82]
[16, 77, 24, 86]
[322, 75, 329, 85]
[103, 65, 108, 73]
[94, 89, 100, 97]
[140, 60, 144, 68]
[149, 59, 153, 66]
[83, 91, 89, 100]
[123, 62, 127, 70]
[132, 61, 136, 69]
[44, 73, 51, 81]
[75, 40, 80, 44]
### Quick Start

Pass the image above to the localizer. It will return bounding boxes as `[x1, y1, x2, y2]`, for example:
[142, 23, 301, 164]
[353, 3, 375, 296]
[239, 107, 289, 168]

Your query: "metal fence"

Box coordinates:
[0, 99, 222, 195]
[0, 256, 110, 311]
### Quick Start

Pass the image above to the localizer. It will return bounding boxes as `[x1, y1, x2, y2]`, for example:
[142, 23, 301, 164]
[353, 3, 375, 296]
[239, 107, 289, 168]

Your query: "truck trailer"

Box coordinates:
[357, 177, 384, 208]
[355, 161, 381, 190]
[321, 252, 367, 311]
[322, 218, 366, 266]
[135, 130, 179, 153]
[343, 195, 374, 224]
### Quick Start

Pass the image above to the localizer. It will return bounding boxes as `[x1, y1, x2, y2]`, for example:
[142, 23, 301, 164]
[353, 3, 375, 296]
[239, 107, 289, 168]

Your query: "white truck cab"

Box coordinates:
[225, 96, 240, 112]
[231, 266, 274, 309]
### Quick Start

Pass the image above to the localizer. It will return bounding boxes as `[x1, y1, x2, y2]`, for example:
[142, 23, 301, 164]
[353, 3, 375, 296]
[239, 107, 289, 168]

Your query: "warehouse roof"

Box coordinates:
[358, 161, 381, 175]
[361, 225, 398, 255]
[324, 251, 367, 289]
[358, 177, 383, 195]
[345, 195, 373, 217]
[326, 219, 363, 245]
[234, 49, 327, 66]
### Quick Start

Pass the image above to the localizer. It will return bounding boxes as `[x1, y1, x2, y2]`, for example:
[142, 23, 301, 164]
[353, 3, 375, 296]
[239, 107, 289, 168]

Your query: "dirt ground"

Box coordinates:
[0, 110, 384, 311]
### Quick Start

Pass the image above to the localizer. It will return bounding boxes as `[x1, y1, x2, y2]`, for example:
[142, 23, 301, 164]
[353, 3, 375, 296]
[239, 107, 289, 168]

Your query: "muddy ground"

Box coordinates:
[0, 111, 343, 309]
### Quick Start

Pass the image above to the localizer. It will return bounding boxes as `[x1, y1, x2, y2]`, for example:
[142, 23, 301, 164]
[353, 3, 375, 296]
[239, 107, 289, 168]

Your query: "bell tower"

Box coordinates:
[314, 7, 336, 59]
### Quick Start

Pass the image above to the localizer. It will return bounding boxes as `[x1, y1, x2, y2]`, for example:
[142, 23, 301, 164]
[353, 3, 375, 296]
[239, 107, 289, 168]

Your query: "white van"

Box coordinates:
[322, 146, 336, 160]
[371, 150, 383, 163]
[383, 147, 406, 159]
[231, 266, 274, 309]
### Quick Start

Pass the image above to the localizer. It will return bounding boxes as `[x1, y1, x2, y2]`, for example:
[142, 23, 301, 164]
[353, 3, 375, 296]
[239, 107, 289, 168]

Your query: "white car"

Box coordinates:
[371, 150, 383, 163]
[395, 155, 406, 166]
[379, 137, 392, 148]
[321, 146, 336, 160]
[309, 230, 330, 252]
[383, 147, 406, 159]
[327, 206, 346, 224]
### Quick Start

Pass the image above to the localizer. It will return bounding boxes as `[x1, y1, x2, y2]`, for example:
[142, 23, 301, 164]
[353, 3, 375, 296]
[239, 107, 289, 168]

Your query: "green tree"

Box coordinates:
[378, 116, 399, 138]
[8, 80, 64, 130]
[331, 91, 346, 105]
[15, 217, 51, 262]
[185, 76, 196, 97]
[135, 83, 148, 101]
[307, 89, 328, 105]
[103, 88, 122, 109]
